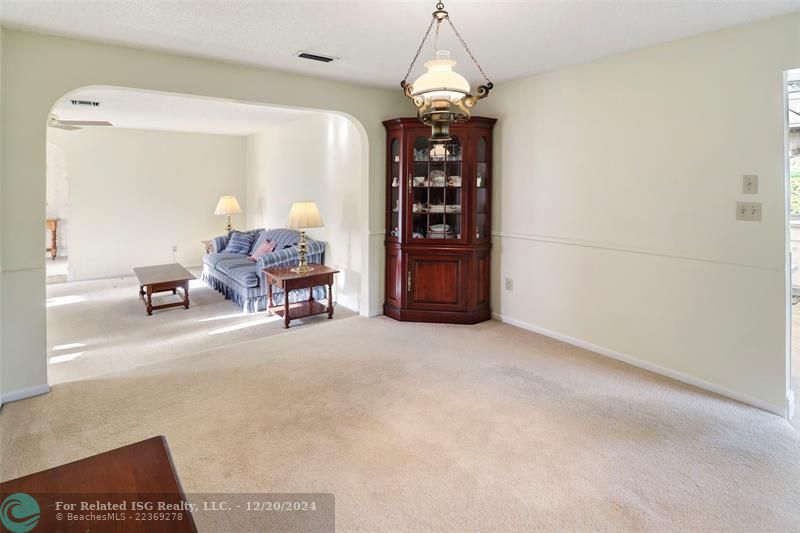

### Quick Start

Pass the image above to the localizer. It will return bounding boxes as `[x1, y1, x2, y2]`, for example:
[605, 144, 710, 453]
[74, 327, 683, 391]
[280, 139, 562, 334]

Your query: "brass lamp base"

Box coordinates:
[225, 215, 233, 233]
[290, 230, 315, 273]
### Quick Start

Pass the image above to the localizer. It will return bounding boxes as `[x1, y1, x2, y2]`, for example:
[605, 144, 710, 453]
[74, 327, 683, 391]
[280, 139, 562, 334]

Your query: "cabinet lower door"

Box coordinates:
[407, 253, 467, 311]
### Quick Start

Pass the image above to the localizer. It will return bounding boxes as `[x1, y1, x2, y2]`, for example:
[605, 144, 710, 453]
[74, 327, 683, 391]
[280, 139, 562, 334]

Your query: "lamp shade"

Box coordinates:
[286, 201, 324, 230]
[411, 50, 470, 103]
[214, 195, 242, 216]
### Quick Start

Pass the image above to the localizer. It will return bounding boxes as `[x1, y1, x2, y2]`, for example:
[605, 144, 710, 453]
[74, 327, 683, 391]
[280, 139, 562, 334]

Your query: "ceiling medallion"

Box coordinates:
[400, 1, 493, 142]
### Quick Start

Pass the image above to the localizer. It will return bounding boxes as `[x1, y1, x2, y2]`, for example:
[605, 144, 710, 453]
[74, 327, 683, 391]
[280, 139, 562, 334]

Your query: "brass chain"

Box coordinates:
[402, 17, 436, 86]
[434, 17, 441, 53]
[446, 17, 492, 85]
[402, 0, 492, 87]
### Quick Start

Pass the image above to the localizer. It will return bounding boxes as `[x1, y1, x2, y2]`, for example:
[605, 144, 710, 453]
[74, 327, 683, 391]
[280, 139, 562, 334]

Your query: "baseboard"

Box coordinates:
[492, 312, 787, 417]
[1, 383, 50, 404]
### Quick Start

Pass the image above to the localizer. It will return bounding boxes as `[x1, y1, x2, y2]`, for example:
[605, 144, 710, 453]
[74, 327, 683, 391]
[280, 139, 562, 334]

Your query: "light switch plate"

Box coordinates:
[736, 201, 762, 221]
[742, 174, 758, 194]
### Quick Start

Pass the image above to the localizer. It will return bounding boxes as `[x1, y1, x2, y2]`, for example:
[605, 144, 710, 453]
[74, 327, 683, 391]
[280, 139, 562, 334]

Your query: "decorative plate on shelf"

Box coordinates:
[429, 223, 453, 233]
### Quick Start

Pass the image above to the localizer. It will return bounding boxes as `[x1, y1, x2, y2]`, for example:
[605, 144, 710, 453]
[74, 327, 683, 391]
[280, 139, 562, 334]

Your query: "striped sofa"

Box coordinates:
[201, 228, 326, 313]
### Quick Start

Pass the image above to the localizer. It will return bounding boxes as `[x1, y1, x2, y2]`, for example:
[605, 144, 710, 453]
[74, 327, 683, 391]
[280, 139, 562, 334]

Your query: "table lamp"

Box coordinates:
[286, 201, 324, 273]
[214, 195, 242, 233]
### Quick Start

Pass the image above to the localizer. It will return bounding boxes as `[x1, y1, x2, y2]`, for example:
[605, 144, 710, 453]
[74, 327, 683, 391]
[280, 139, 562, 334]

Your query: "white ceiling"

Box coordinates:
[3, 1, 800, 89]
[51, 88, 312, 135]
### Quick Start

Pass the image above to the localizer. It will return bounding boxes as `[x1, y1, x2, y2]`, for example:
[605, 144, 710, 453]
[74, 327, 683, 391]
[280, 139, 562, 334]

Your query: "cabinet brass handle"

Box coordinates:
[407, 270, 412, 292]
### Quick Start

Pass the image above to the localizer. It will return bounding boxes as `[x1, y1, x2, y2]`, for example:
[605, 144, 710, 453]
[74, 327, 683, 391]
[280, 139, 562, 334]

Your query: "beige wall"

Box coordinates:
[0, 24, 5, 406]
[245, 113, 364, 311]
[48, 128, 247, 280]
[0, 28, 407, 399]
[479, 13, 800, 414]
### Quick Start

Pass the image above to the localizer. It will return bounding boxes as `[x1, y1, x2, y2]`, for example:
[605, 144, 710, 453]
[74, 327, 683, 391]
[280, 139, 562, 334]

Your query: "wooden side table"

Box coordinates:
[46, 218, 58, 260]
[263, 265, 339, 328]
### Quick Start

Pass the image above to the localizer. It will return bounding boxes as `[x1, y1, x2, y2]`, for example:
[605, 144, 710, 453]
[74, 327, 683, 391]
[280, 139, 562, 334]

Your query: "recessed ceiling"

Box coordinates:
[50, 88, 311, 135]
[3, 1, 800, 89]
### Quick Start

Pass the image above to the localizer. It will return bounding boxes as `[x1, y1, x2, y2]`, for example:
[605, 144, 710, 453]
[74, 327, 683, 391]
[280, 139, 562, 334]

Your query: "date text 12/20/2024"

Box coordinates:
[54, 499, 321, 513]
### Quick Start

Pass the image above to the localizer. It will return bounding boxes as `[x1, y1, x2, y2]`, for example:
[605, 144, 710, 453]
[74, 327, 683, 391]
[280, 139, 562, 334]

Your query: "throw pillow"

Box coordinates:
[248, 240, 276, 261]
[224, 231, 256, 255]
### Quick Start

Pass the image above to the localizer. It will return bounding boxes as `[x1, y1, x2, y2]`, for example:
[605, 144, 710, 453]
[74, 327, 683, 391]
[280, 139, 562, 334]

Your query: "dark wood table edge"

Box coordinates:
[0, 435, 198, 532]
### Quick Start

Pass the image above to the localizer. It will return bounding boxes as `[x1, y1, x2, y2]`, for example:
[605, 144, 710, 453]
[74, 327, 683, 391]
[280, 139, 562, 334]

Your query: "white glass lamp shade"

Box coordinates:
[214, 195, 242, 215]
[286, 201, 324, 230]
[411, 50, 470, 102]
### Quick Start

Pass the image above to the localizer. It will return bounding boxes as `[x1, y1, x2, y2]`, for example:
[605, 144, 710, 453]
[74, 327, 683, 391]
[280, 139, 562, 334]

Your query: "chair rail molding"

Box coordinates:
[491, 231, 783, 272]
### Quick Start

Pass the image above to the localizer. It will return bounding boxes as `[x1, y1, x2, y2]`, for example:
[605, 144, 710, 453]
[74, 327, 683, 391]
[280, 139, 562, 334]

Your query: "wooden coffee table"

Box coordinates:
[0, 436, 197, 532]
[133, 263, 195, 316]
[263, 265, 339, 328]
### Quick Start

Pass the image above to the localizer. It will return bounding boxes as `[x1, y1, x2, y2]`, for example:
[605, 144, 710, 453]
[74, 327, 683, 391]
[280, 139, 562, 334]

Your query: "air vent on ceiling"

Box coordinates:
[297, 52, 335, 63]
[70, 99, 101, 107]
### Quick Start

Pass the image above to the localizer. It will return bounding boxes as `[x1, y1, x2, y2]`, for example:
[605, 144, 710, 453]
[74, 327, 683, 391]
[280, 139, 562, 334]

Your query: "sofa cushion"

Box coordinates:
[224, 231, 256, 254]
[215, 256, 261, 288]
[203, 252, 242, 270]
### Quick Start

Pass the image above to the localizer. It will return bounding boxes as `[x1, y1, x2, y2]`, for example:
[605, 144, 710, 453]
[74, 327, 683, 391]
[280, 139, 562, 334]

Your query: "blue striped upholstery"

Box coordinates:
[250, 231, 270, 255]
[202, 252, 241, 270]
[211, 228, 263, 253]
[262, 228, 301, 251]
[256, 239, 324, 275]
[211, 235, 229, 253]
[202, 228, 326, 312]
[216, 256, 262, 288]
[224, 231, 256, 254]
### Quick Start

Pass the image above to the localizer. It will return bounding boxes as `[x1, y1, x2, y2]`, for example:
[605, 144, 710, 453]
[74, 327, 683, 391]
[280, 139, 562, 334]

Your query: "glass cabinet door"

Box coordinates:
[388, 137, 401, 241]
[474, 135, 489, 241]
[409, 134, 464, 242]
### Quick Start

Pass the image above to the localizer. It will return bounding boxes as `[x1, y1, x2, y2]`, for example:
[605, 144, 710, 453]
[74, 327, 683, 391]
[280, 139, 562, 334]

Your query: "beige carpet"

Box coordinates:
[2, 310, 799, 531]
[45, 269, 354, 384]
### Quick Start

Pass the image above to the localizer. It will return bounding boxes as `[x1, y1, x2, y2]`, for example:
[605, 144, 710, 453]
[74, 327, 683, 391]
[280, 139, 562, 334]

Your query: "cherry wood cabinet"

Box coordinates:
[383, 117, 495, 324]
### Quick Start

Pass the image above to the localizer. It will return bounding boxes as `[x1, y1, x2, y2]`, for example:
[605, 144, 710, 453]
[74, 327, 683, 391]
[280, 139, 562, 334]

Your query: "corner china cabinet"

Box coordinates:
[384, 117, 495, 324]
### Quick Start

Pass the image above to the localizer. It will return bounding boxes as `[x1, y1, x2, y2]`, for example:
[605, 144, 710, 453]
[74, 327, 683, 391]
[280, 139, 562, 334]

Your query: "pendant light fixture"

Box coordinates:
[400, 1, 493, 142]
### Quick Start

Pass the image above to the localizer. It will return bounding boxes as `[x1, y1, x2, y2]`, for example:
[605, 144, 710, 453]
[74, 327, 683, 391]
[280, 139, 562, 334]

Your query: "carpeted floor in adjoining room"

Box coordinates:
[2, 308, 799, 531]
[44, 268, 355, 384]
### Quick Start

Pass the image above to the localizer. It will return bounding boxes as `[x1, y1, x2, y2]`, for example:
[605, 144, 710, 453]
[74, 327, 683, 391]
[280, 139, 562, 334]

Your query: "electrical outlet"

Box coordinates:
[736, 202, 762, 221]
[505, 278, 513, 291]
[742, 174, 758, 194]
[172, 245, 178, 253]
